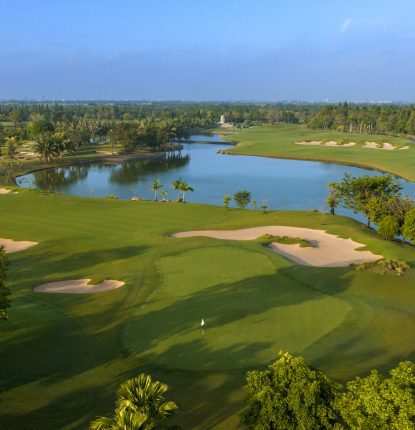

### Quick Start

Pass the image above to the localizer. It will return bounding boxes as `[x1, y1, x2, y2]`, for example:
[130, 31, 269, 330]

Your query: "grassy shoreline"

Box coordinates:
[215, 124, 415, 182]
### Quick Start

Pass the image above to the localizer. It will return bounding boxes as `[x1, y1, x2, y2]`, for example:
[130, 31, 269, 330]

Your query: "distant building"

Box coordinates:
[219, 113, 233, 128]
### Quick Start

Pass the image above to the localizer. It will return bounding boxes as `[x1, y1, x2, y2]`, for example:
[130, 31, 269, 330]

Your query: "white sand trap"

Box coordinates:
[324, 141, 356, 147]
[34, 279, 125, 294]
[173, 226, 383, 267]
[399, 146, 410, 150]
[0, 188, 11, 195]
[295, 140, 321, 146]
[363, 141, 378, 149]
[382, 143, 396, 150]
[0, 238, 38, 253]
[295, 141, 356, 147]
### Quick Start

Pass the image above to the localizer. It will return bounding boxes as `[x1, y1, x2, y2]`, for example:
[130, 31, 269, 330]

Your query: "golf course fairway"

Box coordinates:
[1, 189, 415, 429]
[220, 124, 415, 181]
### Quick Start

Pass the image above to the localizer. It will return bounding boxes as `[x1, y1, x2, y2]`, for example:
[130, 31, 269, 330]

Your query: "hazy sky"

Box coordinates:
[1, 0, 415, 101]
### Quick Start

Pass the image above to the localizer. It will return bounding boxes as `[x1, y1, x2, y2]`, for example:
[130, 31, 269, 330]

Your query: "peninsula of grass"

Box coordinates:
[258, 233, 315, 247]
[218, 124, 415, 181]
[1, 190, 415, 429]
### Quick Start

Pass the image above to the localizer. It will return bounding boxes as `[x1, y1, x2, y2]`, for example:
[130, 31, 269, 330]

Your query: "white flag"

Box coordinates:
[201, 318, 205, 327]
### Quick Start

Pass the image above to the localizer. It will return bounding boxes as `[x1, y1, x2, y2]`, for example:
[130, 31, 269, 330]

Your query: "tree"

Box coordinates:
[402, 208, 415, 244]
[148, 179, 162, 201]
[329, 174, 402, 227]
[28, 118, 54, 136]
[35, 134, 59, 162]
[243, 352, 340, 430]
[326, 192, 339, 215]
[171, 178, 183, 202]
[0, 246, 10, 321]
[252, 200, 257, 210]
[224, 194, 231, 210]
[335, 361, 415, 429]
[261, 204, 268, 214]
[90, 373, 178, 430]
[367, 196, 415, 230]
[179, 181, 194, 203]
[234, 190, 251, 209]
[160, 190, 168, 202]
[378, 216, 400, 240]
[3, 137, 19, 159]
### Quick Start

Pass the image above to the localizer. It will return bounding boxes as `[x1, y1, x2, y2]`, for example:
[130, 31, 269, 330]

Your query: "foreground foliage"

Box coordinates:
[90, 374, 178, 430]
[244, 353, 415, 430]
[243, 352, 340, 429]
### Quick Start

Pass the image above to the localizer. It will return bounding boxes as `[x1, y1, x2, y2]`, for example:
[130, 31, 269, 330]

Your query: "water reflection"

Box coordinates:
[17, 136, 415, 220]
[109, 152, 190, 185]
[32, 165, 89, 190]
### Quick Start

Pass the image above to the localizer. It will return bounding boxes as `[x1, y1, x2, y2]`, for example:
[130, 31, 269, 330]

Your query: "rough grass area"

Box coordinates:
[1, 190, 415, 429]
[217, 124, 415, 180]
[355, 259, 411, 276]
[258, 233, 315, 247]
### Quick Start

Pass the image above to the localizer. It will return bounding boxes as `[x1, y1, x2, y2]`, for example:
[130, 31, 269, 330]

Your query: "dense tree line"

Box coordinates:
[308, 103, 415, 135]
[0, 101, 307, 126]
[2, 102, 415, 144]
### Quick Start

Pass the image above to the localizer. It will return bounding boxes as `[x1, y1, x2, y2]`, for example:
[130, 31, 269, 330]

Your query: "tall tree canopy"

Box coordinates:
[243, 352, 340, 430]
[329, 174, 402, 227]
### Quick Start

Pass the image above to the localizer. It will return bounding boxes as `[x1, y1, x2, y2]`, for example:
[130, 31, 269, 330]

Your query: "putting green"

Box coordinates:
[123, 247, 351, 371]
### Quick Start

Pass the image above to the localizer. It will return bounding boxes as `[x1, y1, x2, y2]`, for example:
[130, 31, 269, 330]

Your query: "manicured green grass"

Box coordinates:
[218, 124, 415, 181]
[1, 190, 415, 429]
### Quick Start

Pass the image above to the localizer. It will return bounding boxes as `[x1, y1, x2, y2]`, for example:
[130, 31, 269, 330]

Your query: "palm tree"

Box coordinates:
[35, 134, 58, 162]
[90, 374, 178, 430]
[90, 410, 148, 430]
[326, 192, 339, 215]
[179, 182, 194, 203]
[148, 179, 162, 201]
[160, 190, 168, 202]
[171, 178, 183, 202]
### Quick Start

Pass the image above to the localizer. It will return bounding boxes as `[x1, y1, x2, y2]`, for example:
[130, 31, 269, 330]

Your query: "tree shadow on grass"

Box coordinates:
[8, 244, 149, 284]
[0, 265, 357, 430]
[122, 269, 355, 362]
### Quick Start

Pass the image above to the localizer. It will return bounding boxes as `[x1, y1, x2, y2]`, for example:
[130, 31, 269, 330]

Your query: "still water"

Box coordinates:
[17, 135, 415, 218]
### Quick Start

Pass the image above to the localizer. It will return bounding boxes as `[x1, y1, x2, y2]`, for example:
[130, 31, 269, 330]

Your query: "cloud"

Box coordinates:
[340, 18, 353, 34]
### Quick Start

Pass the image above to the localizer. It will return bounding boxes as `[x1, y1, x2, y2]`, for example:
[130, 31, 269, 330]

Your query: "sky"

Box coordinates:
[1, 0, 415, 101]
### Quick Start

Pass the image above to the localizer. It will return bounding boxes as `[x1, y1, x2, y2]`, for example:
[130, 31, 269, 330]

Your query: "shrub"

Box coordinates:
[234, 190, 251, 209]
[355, 259, 410, 277]
[402, 208, 415, 244]
[378, 215, 399, 240]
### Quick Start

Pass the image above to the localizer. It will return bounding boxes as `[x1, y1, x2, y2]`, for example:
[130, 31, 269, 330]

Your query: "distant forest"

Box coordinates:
[1, 101, 415, 137]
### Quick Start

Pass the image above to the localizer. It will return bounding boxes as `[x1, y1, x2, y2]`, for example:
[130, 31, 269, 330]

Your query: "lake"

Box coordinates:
[17, 135, 415, 220]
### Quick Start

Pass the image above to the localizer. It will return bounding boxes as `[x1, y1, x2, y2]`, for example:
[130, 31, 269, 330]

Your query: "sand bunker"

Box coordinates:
[363, 141, 378, 149]
[295, 141, 356, 147]
[173, 226, 383, 267]
[295, 140, 408, 150]
[0, 188, 11, 195]
[34, 279, 125, 294]
[363, 142, 408, 150]
[0, 238, 38, 253]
